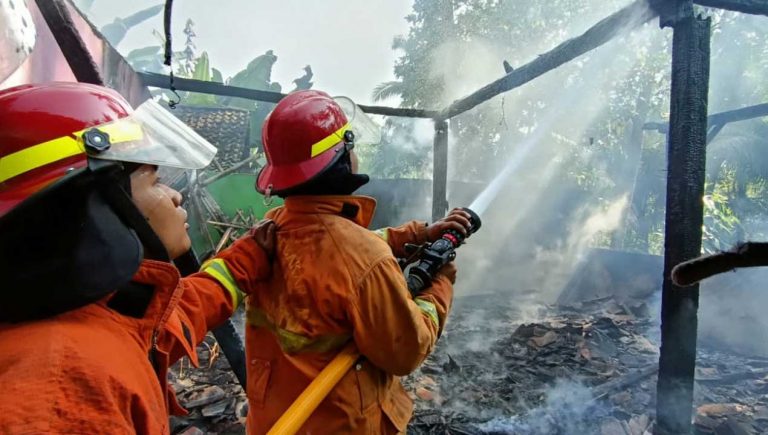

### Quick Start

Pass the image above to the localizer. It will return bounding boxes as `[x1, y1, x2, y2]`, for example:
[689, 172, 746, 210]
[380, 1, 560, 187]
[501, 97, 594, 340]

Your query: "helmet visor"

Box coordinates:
[333, 96, 381, 146]
[85, 99, 217, 169]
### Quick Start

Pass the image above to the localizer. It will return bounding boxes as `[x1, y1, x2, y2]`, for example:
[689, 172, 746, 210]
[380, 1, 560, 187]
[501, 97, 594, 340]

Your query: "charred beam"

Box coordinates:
[592, 364, 659, 402]
[139, 71, 285, 102]
[694, 0, 768, 16]
[708, 102, 768, 126]
[706, 123, 725, 142]
[643, 121, 669, 134]
[138, 72, 440, 118]
[672, 241, 768, 286]
[437, 0, 657, 120]
[432, 120, 449, 222]
[357, 105, 439, 119]
[35, 0, 104, 85]
[655, 5, 711, 435]
[643, 102, 768, 134]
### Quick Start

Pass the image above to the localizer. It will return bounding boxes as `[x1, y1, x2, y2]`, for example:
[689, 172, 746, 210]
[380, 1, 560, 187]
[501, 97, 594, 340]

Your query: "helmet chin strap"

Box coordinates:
[277, 147, 370, 198]
[263, 184, 274, 207]
[88, 159, 170, 262]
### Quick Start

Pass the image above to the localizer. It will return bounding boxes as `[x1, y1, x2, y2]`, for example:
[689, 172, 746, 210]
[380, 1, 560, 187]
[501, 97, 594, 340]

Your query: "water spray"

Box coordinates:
[406, 207, 482, 295]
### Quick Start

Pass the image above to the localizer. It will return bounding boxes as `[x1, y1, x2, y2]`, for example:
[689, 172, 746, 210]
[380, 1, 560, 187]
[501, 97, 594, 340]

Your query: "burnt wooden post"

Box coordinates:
[654, 1, 711, 433]
[34, 0, 104, 85]
[432, 119, 449, 222]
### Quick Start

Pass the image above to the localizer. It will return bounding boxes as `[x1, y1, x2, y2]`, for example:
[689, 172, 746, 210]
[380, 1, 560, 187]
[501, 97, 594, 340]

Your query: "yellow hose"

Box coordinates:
[267, 342, 360, 435]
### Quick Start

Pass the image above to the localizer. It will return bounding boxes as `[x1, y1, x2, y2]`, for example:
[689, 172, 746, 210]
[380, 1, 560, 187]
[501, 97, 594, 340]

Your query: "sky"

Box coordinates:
[80, 0, 413, 105]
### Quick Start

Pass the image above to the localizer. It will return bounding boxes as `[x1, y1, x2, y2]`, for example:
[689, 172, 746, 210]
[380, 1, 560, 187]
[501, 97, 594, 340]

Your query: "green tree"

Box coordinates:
[376, 1, 768, 254]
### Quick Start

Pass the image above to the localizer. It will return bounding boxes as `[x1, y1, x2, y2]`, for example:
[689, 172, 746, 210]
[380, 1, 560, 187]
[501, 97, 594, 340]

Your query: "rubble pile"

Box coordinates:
[405, 293, 768, 435]
[692, 348, 768, 435]
[168, 334, 248, 434]
[168, 293, 768, 434]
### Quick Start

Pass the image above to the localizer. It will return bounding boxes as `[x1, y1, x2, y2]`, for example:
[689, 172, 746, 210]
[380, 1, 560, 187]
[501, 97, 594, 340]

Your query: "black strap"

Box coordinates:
[99, 180, 169, 261]
[340, 203, 360, 219]
[108, 281, 154, 318]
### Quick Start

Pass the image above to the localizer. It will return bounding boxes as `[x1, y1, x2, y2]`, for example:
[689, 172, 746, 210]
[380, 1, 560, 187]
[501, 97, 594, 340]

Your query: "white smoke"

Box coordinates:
[475, 380, 597, 434]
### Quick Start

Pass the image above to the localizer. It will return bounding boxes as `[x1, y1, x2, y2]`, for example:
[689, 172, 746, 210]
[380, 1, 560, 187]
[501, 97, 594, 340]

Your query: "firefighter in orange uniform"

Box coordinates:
[0, 82, 275, 434]
[246, 90, 471, 434]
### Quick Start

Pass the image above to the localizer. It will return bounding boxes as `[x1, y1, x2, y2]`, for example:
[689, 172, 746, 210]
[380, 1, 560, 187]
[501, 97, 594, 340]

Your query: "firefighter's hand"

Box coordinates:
[248, 219, 277, 258]
[427, 208, 472, 241]
[436, 261, 457, 284]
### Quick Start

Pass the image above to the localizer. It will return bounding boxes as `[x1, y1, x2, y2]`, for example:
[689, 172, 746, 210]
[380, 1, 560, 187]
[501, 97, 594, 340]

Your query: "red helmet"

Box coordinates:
[0, 83, 127, 216]
[256, 90, 354, 195]
[0, 82, 216, 217]
[0, 82, 217, 321]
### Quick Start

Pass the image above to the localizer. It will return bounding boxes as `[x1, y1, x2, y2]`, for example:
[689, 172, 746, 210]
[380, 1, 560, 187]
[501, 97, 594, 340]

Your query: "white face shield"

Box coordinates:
[83, 99, 217, 170]
[0, 0, 36, 82]
[334, 96, 382, 146]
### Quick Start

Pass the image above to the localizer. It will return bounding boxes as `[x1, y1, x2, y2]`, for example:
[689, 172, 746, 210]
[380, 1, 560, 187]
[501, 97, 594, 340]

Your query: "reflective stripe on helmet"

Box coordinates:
[310, 122, 350, 157]
[0, 118, 144, 184]
[0, 136, 84, 183]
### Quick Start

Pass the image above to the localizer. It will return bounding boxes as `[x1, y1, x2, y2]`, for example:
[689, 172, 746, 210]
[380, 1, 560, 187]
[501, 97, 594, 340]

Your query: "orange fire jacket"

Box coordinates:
[0, 237, 269, 435]
[245, 195, 454, 435]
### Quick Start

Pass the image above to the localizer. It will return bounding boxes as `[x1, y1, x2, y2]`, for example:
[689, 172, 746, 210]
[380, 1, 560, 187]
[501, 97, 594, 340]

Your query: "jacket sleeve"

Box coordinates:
[372, 220, 429, 258]
[346, 256, 453, 376]
[164, 236, 271, 364]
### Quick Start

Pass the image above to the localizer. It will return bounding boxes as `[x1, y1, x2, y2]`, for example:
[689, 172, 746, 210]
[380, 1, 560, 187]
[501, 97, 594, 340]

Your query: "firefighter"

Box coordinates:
[0, 82, 275, 434]
[247, 90, 471, 434]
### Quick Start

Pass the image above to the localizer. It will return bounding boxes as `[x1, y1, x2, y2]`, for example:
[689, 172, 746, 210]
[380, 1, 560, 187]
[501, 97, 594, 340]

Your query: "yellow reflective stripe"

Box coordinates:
[247, 308, 350, 354]
[372, 228, 389, 243]
[0, 118, 145, 184]
[0, 135, 83, 183]
[310, 122, 350, 157]
[202, 258, 244, 309]
[73, 118, 144, 144]
[415, 298, 440, 329]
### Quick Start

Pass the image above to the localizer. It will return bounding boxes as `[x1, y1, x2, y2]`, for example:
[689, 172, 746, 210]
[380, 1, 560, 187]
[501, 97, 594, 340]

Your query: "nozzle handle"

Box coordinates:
[460, 207, 482, 235]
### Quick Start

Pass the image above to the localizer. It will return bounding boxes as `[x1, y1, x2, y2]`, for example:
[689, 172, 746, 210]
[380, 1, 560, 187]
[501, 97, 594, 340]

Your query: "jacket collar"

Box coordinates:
[277, 195, 377, 228]
[128, 259, 183, 331]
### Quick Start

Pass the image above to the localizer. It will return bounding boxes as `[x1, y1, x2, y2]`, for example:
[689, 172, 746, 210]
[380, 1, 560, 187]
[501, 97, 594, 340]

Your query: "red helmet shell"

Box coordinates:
[256, 90, 349, 194]
[0, 82, 133, 216]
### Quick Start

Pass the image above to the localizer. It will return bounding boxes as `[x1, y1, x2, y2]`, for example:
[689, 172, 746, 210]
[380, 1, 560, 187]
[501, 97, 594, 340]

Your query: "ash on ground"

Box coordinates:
[168, 295, 768, 435]
[406, 293, 768, 435]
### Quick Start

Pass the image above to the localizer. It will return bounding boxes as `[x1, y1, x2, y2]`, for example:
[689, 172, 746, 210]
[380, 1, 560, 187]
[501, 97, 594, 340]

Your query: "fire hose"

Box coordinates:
[267, 207, 482, 435]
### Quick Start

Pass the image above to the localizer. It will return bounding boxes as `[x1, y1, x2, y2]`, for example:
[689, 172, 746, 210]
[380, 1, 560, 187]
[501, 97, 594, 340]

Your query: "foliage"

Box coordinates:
[702, 189, 742, 253]
[124, 19, 312, 152]
[377, 0, 768, 253]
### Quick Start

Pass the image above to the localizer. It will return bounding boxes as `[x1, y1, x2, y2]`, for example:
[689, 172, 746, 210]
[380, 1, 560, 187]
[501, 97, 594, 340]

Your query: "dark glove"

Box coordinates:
[426, 208, 472, 242]
[248, 219, 277, 259]
[436, 261, 457, 284]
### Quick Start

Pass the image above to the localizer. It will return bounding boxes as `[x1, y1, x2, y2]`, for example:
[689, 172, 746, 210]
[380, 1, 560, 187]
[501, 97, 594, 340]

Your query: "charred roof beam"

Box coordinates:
[435, 0, 658, 121]
[642, 102, 768, 138]
[693, 0, 768, 16]
[137, 72, 440, 119]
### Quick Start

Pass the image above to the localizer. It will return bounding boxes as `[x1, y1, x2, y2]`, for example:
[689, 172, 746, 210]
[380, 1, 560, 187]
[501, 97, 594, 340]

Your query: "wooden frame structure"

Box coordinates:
[32, 0, 768, 432]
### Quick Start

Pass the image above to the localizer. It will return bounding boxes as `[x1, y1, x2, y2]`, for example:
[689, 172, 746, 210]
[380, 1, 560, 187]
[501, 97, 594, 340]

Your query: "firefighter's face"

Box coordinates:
[130, 165, 190, 260]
